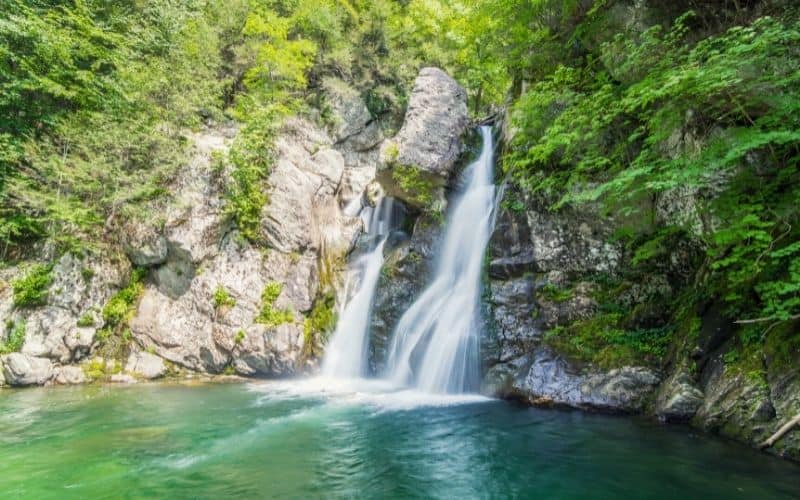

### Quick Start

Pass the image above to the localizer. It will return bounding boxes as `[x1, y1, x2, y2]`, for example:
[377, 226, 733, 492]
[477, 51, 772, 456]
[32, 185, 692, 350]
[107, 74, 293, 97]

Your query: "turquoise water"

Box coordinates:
[0, 380, 798, 499]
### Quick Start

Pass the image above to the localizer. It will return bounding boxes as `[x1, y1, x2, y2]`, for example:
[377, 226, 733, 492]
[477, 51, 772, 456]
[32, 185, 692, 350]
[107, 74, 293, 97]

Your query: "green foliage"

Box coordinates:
[234, 330, 246, 345]
[255, 282, 293, 327]
[544, 313, 674, 369]
[213, 286, 236, 309]
[303, 293, 337, 358]
[391, 165, 436, 209]
[504, 9, 800, 336]
[81, 358, 108, 380]
[0, 0, 235, 253]
[539, 283, 574, 303]
[0, 320, 26, 354]
[80, 267, 95, 283]
[12, 264, 53, 307]
[77, 313, 95, 328]
[102, 268, 145, 329]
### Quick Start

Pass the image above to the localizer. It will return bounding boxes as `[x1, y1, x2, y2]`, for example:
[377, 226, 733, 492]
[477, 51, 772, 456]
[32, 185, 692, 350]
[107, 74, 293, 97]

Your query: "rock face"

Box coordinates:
[655, 370, 704, 422]
[321, 78, 384, 208]
[130, 120, 361, 376]
[1, 106, 368, 387]
[0, 253, 130, 371]
[481, 181, 799, 460]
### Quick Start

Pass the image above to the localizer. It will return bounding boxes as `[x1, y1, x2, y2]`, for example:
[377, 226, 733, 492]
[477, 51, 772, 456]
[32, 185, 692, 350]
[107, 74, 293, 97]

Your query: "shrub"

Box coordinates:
[255, 282, 294, 326]
[77, 314, 95, 328]
[303, 293, 337, 357]
[102, 269, 145, 327]
[391, 165, 436, 208]
[213, 286, 236, 309]
[12, 264, 53, 307]
[0, 320, 26, 353]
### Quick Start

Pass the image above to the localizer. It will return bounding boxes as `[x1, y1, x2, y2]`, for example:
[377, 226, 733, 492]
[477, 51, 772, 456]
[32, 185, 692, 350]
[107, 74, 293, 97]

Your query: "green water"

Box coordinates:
[0, 380, 798, 499]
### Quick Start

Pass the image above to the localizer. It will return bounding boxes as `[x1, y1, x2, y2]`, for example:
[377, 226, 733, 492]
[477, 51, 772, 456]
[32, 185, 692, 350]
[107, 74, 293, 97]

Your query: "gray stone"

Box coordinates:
[121, 222, 168, 267]
[655, 371, 704, 422]
[487, 278, 540, 364]
[322, 78, 372, 142]
[126, 351, 167, 379]
[511, 349, 660, 412]
[2, 353, 54, 386]
[54, 365, 87, 385]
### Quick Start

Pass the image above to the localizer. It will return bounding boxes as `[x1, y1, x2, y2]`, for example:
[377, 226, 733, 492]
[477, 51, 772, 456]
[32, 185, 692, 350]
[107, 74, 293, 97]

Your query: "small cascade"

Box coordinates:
[321, 198, 400, 378]
[385, 126, 498, 394]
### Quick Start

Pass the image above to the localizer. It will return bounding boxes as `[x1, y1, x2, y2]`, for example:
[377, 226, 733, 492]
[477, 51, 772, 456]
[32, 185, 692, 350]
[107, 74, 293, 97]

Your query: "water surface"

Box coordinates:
[0, 380, 798, 499]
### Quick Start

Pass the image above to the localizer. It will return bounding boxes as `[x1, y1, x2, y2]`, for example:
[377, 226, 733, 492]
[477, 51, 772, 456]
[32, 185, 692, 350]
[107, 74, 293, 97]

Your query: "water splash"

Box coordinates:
[321, 198, 399, 378]
[385, 126, 498, 393]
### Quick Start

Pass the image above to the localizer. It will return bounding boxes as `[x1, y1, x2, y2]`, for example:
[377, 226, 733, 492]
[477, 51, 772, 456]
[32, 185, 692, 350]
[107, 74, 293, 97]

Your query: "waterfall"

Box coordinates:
[321, 198, 399, 378]
[385, 126, 497, 393]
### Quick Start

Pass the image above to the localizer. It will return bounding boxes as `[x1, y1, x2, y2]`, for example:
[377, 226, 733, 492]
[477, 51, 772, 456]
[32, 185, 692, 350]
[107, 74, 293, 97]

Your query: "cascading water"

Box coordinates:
[321, 198, 399, 378]
[385, 126, 498, 394]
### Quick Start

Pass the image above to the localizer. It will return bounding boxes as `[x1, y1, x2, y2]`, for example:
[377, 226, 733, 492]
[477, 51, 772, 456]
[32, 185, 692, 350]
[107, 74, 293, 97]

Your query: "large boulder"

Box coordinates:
[322, 78, 372, 143]
[377, 68, 469, 208]
[2, 353, 54, 386]
[384, 68, 469, 177]
[53, 365, 87, 385]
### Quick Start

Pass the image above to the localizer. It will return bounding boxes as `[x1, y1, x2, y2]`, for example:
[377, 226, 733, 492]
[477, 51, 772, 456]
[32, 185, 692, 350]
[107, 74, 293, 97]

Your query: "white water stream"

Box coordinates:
[385, 126, 497, 393]
[321, 198, 398, 378]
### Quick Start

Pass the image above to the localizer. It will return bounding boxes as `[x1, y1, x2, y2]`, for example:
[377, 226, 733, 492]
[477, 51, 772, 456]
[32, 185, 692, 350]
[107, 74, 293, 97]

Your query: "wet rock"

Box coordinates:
[2, 353, 54, 386]
[655, 371, 704, 422]
[693, 354, 774, 448]
[126, 351, 167, 380]
[537, 282, 598, 329]
[487, 278, 539, 363]
[526, 202, 621, 274]
[369, 215, 441, 373]
[511, 349, 660, 412]
[488, 203, 535, 280]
